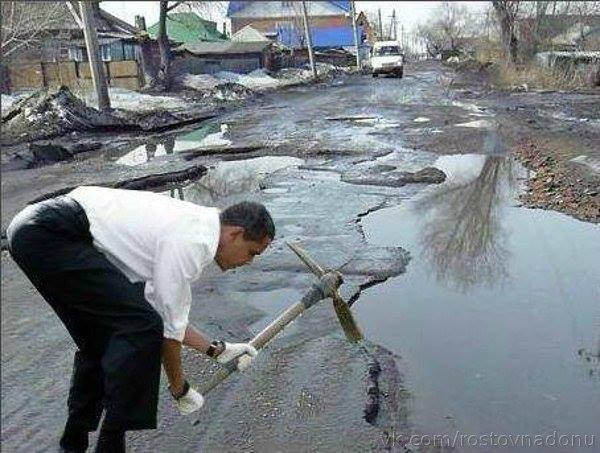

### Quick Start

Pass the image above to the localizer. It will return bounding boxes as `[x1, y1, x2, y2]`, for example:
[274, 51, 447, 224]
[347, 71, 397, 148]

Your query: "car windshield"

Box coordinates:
[374, 46, 401, 56]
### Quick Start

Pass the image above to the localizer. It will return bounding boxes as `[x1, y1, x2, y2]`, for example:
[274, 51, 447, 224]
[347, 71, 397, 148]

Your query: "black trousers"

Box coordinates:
[7, 196, 163, 431]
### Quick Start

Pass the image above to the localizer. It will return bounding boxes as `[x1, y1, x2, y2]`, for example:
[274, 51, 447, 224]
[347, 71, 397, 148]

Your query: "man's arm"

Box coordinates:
[161, 339, 186, 396]
[182, 324, 216, 354]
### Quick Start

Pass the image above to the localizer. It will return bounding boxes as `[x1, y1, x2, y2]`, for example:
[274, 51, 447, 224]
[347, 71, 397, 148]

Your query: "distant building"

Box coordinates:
[2, 2, 150, 92]
[517, 14, 600, 54]
[5, 2, 141, 64]
[231, 25, 271, 43]
[174, 41, 277, 74]
[226, 1, 365, 49]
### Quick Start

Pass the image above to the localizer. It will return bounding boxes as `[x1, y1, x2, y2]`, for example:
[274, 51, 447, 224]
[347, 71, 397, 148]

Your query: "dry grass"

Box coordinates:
[492, 62, 590, 90]
[474, 41, 503, 66]
[470, 39, 595, 91]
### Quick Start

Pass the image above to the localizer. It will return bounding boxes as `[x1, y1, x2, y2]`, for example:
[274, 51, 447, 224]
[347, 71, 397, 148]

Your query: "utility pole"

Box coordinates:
[391, 9, 396, 40]
[300, 1, 317, 80]
[350, 1, 361, 68]
[401, 24, 404, 48]
[378, 8, 382, 41]
[79, 1, 110, 111]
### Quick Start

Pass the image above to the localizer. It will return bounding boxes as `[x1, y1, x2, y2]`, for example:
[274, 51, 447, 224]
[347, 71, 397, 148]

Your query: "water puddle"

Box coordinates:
[115, 123, 225, 166]
[358, 154, 600, 440]
[159, 156, 303, 204]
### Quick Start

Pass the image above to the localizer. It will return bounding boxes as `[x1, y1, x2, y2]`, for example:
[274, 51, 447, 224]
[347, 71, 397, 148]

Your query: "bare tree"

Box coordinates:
[0, 1, 63, 59]
[150, 0, 229, 91]
[153, 1, 172, 91]
[180, 1, 228, 34]
[417, 2, 473, 58]
[491, 0, 520, 64]
[417, 24, 446, 58]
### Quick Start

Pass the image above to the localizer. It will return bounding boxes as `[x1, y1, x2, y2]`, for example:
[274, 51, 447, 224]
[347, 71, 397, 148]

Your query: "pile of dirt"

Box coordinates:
[1, 86, 218, 146]
[1, 87, 126, 145]
[516, 140, 600, 223]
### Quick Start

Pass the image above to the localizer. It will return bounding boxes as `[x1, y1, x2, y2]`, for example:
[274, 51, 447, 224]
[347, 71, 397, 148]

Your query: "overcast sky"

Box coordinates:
[102, 1, 490, 34]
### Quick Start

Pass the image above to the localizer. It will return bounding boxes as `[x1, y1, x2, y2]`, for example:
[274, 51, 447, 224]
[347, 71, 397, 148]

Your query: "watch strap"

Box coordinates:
[207, 340, 225, 358]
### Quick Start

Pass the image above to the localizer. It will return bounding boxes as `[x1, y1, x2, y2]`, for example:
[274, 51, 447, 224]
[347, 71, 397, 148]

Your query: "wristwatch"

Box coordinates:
[206, 340, 225, 358]
[171, 380, 190, 400]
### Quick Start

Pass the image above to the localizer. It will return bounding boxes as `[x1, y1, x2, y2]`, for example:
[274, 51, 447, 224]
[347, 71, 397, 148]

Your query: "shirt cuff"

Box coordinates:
[163, 324, 187, 342]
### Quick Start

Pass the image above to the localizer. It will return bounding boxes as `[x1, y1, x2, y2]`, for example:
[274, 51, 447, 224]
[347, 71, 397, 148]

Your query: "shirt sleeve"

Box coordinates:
[150, 229, 211, 341]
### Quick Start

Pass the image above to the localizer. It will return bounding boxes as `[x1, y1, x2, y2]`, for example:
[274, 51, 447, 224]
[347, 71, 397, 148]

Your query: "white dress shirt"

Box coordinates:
[68, 186, 221, 341]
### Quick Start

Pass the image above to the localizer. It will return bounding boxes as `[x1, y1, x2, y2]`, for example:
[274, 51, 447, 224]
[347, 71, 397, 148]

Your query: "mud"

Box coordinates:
[515, 139, 599, 223]
[444, 62, 600, 223]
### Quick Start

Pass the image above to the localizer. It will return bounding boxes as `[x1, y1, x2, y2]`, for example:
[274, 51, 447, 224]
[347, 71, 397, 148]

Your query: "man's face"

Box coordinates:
[215, 226, 271, 270]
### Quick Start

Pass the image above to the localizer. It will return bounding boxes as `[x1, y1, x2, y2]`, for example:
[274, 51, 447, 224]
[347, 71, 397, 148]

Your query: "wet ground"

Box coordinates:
[360, 154, 600, 448]
[2, 61, 599, 452]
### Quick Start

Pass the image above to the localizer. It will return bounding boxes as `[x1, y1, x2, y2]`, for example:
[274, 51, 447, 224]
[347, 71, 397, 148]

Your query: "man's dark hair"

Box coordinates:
[220, 201, 275, 241]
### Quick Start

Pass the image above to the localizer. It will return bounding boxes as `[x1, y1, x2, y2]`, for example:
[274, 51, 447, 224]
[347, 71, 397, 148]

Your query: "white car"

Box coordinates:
[370, 41, 404, 78]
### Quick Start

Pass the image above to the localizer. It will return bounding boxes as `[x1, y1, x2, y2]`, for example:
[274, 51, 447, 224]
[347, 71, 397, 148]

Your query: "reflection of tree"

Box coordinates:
[415, 156, 515, 291]
[145, 143, 157, 161]
[164, 136, 175, 155]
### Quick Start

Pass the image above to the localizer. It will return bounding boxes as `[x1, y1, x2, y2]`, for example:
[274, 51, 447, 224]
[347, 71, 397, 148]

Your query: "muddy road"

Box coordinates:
[2, 61, 599, 452]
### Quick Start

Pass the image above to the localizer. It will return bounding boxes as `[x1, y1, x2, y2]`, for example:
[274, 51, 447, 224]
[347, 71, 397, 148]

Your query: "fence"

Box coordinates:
[6, 60, 142, 93]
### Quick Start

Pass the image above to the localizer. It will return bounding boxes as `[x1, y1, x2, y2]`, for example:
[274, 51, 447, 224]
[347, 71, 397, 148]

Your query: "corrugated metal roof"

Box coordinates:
[177, 41, 270, 55]
[148, 12, 226, 44]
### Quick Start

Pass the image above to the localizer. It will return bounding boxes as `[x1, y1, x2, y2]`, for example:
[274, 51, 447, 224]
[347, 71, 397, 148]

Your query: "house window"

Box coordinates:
[100, 44, 112, 61]
[68, 47, 84, 62]
[123, 42, 136, 60]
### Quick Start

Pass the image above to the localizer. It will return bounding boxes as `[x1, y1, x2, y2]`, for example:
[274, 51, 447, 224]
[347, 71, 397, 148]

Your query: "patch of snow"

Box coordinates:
[455, 119, 493, 129]
[81, 87, 188, 112]
[355, 117, 400, 130]
[451, 100, 488, 114]
[355, 118, 379, 125]
[215, 69, 284, 91]
[413, 117, 431, 123]
[1, 94, 17, 114]
[1, 91, 38, 115]
[181, 73, 221, 91]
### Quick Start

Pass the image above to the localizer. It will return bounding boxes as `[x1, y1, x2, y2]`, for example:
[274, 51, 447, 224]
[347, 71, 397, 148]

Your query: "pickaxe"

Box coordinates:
[193, 242, 363, 421]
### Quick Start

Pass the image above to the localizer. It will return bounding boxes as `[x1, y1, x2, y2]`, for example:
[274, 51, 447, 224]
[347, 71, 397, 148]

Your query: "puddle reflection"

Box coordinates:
[162, 156, 303, 204]
[115, 122, 225, 167]
[415, 156, 516, 291]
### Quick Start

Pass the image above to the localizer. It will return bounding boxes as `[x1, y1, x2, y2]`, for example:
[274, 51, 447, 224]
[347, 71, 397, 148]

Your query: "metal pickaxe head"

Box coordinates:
[286, 241, 364, 343]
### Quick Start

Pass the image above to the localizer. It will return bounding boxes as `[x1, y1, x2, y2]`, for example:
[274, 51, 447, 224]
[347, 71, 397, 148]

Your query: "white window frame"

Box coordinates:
[100, 44, 112, 62]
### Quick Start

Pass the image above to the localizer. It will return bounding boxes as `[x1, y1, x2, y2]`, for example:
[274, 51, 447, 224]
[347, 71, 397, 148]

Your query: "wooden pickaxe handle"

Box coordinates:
[192, 271, 343, 415]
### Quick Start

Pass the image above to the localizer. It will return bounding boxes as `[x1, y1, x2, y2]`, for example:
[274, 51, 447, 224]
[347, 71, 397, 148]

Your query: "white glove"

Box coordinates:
[173, 384, 204, 415]
[217, 342, 258, 371]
